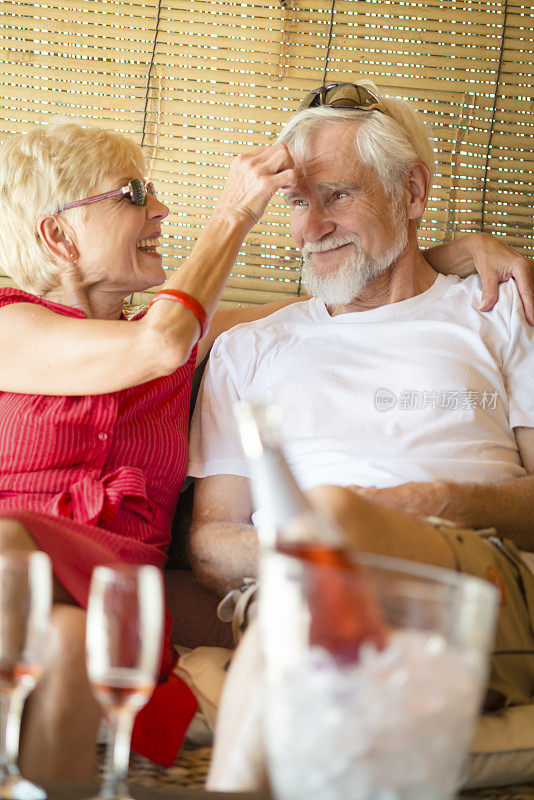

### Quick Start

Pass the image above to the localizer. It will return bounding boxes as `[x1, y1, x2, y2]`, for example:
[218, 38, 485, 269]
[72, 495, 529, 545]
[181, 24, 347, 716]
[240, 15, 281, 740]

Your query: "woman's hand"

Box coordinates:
[214, 143, 295, 227]
[426, 232, 534, 325]
[467, 232, 534, 324]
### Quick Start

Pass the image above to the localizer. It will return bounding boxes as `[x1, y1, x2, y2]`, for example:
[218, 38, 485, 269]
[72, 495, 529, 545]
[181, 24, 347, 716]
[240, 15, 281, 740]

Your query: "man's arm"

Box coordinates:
[190, 474, 259, 595]
[354, 427, 534, 550]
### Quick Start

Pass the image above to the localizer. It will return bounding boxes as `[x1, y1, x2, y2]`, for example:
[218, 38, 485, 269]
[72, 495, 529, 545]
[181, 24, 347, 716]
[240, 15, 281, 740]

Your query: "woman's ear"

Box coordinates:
[36, 215, 79, 264]
[407, 161, 430, 221]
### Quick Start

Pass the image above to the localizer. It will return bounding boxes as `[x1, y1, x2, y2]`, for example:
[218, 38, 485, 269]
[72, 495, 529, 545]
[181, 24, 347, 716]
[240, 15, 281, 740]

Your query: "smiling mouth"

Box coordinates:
[320, 244, 348, 253]
[137, 235, 160, 253]
[308, 243, 352, 258]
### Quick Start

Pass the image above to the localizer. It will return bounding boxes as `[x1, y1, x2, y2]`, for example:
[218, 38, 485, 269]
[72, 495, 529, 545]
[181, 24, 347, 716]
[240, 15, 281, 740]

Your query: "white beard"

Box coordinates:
[301, 209, 409, 307]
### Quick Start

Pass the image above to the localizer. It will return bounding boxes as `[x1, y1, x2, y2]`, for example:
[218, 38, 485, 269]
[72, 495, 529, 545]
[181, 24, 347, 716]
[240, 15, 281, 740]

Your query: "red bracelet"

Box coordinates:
[148, 289, 208, 338]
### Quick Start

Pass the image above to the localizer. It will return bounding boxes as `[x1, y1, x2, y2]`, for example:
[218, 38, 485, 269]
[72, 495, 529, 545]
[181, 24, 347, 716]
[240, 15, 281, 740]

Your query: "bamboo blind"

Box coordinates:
[0, 0, 532, 306]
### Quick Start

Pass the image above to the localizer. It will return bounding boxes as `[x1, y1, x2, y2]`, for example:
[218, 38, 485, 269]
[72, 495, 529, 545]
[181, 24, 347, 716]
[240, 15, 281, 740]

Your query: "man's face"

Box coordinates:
[284, 121, 409, 306]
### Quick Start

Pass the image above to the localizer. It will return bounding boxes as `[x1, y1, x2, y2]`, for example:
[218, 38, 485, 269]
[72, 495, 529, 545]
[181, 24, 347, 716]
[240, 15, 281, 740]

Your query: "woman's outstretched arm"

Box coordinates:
[0, 143, 296, 396]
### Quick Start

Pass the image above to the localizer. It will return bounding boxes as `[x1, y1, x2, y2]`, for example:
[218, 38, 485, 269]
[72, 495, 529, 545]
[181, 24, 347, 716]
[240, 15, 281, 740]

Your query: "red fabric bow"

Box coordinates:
[55, 467, 157, 526]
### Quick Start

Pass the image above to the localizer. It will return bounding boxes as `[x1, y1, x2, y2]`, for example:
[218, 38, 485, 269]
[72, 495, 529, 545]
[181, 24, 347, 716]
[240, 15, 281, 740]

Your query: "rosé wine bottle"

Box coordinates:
[234, 403, 387, 662]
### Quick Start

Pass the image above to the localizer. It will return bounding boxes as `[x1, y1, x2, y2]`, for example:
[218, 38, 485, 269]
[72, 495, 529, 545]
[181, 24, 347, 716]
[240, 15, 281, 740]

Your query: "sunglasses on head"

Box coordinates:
[56, 178, 157, 214]
[298, 83, 384, 113]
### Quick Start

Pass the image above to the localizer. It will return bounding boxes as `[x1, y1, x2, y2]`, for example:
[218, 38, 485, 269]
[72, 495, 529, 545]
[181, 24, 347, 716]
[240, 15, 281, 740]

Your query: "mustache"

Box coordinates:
[301, 234, 361, 260]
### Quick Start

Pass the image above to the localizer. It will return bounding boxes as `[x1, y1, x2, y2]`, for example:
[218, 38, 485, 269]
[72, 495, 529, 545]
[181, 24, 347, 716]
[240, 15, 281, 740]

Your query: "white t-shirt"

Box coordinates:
[188, 273, 534, 490]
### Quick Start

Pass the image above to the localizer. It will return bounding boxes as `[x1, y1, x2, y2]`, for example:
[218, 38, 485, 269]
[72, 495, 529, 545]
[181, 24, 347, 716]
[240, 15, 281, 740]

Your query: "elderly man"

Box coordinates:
[188, 82, 534, 709]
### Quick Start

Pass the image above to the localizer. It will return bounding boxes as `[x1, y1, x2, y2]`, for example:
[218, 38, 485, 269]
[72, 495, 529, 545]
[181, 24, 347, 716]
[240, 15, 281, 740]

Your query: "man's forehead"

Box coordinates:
[292, 150, 369, 193]
[293, 123, 365, 178]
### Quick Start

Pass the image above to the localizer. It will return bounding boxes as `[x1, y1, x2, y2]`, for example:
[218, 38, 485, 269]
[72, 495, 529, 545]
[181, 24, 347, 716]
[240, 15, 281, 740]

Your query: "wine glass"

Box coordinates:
[0, 550, 52, 800]
[85, 564, 164, 800]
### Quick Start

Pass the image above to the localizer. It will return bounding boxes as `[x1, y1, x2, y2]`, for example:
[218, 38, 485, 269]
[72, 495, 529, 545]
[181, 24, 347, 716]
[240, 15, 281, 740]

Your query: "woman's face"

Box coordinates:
[68, 166, 170, 295]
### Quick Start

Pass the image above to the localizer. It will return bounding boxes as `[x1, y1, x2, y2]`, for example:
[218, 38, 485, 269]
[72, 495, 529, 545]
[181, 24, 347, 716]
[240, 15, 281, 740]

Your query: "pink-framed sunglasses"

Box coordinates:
[56, 178, 156, 214]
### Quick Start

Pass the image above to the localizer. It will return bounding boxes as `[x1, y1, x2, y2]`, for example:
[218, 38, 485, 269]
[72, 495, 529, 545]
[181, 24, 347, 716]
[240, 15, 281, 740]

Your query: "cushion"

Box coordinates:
[462, 705, 534, 789]
[174, 644, 233, 730]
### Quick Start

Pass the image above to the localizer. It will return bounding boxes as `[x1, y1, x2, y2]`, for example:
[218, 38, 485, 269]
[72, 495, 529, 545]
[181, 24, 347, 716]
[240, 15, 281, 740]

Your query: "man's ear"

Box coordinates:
[407, 161, 430, 220]
[36, 215, 79, 264]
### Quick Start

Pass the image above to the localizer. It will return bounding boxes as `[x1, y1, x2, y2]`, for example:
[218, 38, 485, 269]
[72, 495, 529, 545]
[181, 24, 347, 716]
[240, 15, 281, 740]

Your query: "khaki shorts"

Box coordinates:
[434, 522, 534, 711]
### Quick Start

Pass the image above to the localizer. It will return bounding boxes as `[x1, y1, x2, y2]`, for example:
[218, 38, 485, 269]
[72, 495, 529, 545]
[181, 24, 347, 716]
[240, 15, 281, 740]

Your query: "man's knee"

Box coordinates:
[0, 518, 38, 551]
[305, 486, 456, 569]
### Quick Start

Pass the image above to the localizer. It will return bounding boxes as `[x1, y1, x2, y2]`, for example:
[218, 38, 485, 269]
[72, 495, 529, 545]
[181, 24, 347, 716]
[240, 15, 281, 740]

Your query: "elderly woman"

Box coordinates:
[0, 121, 531, 782]
[0, 121, 300, 781]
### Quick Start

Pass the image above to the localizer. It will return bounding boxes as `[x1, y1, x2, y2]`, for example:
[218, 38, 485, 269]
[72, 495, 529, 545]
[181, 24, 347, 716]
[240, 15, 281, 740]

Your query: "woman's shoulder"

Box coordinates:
[0, 287, 85, 318]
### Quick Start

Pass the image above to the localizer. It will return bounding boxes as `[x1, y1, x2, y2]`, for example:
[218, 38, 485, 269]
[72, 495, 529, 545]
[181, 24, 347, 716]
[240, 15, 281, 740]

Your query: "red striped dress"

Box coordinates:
[0, 287, 198, 765]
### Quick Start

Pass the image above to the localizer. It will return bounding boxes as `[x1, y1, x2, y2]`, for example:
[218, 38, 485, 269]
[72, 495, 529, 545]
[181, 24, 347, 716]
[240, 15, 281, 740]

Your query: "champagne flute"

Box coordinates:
[85, 564, 164, 800]
[0, 551, 52, 800]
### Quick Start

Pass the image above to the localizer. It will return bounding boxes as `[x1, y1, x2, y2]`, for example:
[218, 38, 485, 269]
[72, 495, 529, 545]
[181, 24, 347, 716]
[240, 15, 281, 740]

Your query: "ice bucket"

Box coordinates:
[260, 549, 498, 800]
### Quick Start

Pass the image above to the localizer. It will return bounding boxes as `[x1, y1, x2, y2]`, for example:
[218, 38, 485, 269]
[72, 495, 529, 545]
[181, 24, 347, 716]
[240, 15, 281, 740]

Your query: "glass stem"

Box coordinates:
[101, 709, 135, 799]
[0, 692, 10, 774]
[0, 689, 26, 776]
[4, 689, 25, 774]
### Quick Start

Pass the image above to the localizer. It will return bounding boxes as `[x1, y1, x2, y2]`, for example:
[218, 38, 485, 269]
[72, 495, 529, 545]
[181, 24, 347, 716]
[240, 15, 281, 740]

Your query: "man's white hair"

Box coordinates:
[278, 79, 435, 203]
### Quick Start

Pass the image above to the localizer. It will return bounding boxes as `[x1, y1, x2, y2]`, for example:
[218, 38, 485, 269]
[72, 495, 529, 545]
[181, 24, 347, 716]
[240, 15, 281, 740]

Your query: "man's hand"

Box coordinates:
[351, 473, 534, 551]
[350, 481, 452, 519]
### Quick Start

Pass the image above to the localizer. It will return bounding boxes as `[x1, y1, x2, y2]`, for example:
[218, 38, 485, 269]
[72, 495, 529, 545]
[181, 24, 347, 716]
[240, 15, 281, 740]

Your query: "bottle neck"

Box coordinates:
[249, 446, 344, 549]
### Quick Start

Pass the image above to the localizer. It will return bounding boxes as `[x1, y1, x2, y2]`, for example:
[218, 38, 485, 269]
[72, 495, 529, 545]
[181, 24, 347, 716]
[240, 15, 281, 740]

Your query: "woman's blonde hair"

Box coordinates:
[0, 121, 145, 294]
[278, 79, 435, 205]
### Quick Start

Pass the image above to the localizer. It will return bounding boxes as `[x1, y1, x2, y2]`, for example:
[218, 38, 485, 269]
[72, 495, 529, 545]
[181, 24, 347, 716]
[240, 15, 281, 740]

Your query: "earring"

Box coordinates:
[68, 252, 77, 265]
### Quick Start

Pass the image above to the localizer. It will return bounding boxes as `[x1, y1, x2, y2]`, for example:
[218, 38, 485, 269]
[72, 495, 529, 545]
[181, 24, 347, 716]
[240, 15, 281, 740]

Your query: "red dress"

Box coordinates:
[0, 287, 198, 765]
